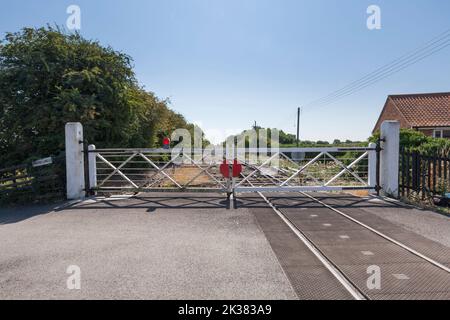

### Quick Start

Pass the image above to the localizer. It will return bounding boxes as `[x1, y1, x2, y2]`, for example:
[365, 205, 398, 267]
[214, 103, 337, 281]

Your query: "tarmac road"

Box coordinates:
[0, 193, 297, 300]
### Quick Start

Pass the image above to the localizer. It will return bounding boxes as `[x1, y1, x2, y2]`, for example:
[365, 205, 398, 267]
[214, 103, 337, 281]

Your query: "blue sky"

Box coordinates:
[1, 0, 450, 143]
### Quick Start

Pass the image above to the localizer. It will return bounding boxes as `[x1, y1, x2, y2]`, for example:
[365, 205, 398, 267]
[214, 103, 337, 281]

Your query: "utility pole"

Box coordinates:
[296, 107, 301, 147]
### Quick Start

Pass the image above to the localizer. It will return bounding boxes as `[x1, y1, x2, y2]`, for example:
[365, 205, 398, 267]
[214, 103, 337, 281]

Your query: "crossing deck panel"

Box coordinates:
[241, 192, 450, 300]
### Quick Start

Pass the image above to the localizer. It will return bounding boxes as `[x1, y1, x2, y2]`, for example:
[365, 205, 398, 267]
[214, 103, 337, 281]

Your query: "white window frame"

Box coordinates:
[433, 129, 443, 138]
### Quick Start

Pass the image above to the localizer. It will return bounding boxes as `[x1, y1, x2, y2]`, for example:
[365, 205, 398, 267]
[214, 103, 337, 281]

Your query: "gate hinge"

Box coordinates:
[375, 138, 385, 152]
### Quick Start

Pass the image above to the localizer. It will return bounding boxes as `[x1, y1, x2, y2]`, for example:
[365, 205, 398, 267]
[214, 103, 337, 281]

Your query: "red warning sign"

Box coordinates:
[220, 160, 230, 178]
[232, 159, 242, 177]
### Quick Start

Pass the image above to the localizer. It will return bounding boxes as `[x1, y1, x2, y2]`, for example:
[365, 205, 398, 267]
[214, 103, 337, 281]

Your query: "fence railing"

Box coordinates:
[0, 154, 66, 204]
[399, 148, 450, 200]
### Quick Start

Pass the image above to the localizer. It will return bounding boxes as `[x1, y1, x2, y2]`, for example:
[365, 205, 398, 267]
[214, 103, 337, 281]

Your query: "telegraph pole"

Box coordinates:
[296, 107, 301, 147]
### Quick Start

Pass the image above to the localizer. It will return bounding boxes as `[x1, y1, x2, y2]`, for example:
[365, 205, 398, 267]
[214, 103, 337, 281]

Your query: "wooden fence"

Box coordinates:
[0, 154, 66, 204]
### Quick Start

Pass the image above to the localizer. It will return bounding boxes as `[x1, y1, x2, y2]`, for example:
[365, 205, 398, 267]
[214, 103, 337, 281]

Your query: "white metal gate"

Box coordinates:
[86, 145, 377, 194]
[232, 146, 377, 193]
[88, 148, 229, 193]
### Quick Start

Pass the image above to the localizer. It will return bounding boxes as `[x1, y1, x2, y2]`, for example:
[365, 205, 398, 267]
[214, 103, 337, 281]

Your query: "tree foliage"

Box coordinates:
[0, 26, 192, 166]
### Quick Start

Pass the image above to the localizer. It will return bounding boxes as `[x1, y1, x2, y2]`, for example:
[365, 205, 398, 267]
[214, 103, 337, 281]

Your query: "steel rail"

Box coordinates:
[254, 189, 450, 300]
[247, 181, 367, 300]
[301, 192, 450, 274]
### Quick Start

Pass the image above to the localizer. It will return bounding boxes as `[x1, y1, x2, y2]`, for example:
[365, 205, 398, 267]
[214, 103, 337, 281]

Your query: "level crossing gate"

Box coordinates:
[64, 121, 400, 200]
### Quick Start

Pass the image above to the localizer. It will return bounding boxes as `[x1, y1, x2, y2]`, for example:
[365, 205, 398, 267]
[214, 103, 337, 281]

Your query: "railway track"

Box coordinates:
[253, 190, 450, 300]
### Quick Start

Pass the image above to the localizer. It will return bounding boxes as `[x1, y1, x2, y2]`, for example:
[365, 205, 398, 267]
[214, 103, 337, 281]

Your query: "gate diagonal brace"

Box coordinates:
[182, 153, 226, 188]
[237, 159, 282, 186]
[139, 152, 182, 188]
[325, 152, 369, 186]
[97, 153, 138, 188]
[324, 152, 367, 186]
[279, 152, 321, 185]
[280, 152, 324, 186]
[235, 153, 280, 187]
[139, 153, 181, 188]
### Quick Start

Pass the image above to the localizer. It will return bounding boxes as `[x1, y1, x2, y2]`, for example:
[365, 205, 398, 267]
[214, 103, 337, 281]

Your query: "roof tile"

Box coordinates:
[390, 92, 450, 127]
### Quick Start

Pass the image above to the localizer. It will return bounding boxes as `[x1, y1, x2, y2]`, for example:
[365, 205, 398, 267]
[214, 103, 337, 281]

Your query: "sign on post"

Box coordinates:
[32, 157, 53, 167]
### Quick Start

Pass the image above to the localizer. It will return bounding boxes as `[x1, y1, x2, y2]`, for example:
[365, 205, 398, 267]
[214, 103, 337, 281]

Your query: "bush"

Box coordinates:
[370, 129, 450, 157]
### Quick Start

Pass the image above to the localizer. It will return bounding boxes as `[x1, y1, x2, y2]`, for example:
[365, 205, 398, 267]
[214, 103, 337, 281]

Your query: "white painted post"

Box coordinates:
[65, 122, 85, 200]
[380, 121, 400, 198]
[368, 142, 377, 194]
[88, 145, 97, 190]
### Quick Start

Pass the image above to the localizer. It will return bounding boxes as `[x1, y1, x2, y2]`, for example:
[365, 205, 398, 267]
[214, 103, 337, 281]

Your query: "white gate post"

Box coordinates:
[368, 142, 377, 194]
[88, 145, 97, 190]
[380, 120, 400, 198]
[65, 122, 85, 200]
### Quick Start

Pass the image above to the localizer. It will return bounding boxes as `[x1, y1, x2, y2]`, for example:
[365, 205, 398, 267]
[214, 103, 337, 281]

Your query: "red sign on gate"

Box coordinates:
[232, 159, 242, 177]
[220, 160, 230, 178]
[220, 159, 242, 178]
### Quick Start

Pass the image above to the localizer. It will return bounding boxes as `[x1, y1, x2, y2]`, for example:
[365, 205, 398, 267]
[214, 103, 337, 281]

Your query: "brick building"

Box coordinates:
[373, 92, 450, 138]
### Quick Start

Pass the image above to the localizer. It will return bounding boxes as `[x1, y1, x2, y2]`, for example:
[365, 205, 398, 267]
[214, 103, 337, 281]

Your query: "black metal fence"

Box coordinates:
[399, 148, 450, 199]
[0, 154, 66, 204]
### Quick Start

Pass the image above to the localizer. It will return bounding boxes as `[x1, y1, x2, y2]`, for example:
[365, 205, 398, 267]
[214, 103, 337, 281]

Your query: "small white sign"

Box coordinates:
[32, 157, 53, 167]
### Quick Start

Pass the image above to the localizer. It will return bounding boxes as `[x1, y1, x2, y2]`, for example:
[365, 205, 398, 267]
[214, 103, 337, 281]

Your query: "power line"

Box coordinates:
[313, 38, 450, 108]
[303, 27, 450, 111]
[310, 40, 450, 111]
[304, 28, 450, 108]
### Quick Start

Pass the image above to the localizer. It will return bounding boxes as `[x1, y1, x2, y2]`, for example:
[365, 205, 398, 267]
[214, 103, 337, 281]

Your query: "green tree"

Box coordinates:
[0, 26, 192, 166]
[279, 130, 296, 145]
[332, 139, 341, 145]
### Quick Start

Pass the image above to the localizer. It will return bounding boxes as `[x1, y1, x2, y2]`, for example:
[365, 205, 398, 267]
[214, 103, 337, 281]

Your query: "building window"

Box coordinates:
[444, 130, 450, 139]
[433, 130, 443, 138]
[433, 129, 450, 139]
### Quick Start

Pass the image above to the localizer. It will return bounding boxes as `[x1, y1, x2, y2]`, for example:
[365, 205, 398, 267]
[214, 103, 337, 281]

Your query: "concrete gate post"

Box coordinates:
[65, 122, 85, 200]
[380, 120, 400, 198]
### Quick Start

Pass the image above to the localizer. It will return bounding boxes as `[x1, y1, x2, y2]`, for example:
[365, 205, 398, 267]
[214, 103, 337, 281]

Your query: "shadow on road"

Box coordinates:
[235, 194, 410, 210]
[0, 202, 63, 225]
[58, 194, 232, 212]
[0, 193, 412, 225]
